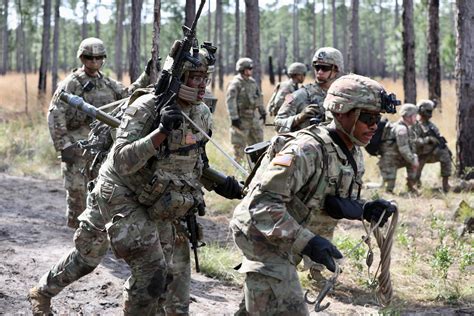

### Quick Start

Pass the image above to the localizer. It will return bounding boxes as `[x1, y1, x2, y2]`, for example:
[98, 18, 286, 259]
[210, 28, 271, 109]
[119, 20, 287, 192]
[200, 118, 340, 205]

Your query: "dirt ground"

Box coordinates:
[0, 172, 472, 315]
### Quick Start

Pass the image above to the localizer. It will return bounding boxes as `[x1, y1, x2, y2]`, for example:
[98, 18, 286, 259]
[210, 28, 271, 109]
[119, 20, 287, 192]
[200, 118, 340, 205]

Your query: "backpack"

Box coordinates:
[365, 117, 390, 156]
[266, 83, 281, 116]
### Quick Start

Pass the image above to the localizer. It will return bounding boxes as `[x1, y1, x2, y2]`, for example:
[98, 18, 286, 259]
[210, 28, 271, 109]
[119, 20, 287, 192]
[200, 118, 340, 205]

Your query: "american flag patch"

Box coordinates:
[271, 153, 294, 167]
[285, 94, 294, 103]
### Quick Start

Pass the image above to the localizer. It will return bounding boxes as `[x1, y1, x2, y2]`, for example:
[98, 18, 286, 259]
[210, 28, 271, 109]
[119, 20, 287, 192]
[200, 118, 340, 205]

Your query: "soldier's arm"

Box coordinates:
[111, 95, 158, 175]
[273, 85, 292, 112]
[274, 91, 303, 132]
[395, 125, 417, 164]
[245, 139, 320, 254]
[48, 80, 81, 151]
[226, 81, 240, 120]
[256, 86, 266, 116]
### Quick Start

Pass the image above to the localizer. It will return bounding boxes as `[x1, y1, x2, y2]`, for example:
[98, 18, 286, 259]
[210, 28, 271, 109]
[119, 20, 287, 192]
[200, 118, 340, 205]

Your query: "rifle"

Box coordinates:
[186, 204, 206, 273]
[426, 123, 457, 169]
[153, 0, 206, 129]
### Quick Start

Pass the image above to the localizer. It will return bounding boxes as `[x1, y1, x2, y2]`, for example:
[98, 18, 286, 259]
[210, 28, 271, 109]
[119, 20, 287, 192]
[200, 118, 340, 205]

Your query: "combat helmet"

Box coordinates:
[287, 62, 307, 76]
[417, 99, 435, 118]
[77, 37, 107, 58]
[235, 58, 253, 72]
[400, 103, 418, 117]
[324, 74, 399, 114]
[312, 47, 344, 73]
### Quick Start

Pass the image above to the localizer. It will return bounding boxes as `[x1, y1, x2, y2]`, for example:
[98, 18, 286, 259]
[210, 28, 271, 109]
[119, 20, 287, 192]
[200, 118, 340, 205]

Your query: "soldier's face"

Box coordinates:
[336, 109, 380, 145]
[80, 55, 105, 72]
[404, 114, 417, 126]
[294, 74, 305, 84]
[314, 63, 336, 83]
[186, 71, 208, 101]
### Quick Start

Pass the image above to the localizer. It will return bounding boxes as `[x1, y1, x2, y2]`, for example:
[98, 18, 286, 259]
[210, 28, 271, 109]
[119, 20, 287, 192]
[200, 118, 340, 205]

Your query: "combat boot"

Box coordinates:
[385, 179, 396, 193]
[406, 179, 419, 195]
[28, 287, 52, 316]
[442, 177, 450, 193]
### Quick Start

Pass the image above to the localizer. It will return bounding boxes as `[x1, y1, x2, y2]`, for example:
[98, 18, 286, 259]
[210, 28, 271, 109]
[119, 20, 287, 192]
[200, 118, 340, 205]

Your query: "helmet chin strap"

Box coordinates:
[315, 68, 338, 86]
[334, 109, 368, 147]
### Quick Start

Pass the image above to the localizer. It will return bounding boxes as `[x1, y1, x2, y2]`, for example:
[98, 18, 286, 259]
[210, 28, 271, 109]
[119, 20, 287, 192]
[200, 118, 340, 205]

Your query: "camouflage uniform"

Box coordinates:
[48, 38, 150, 228]
[267, 62, 307, 117]
[226, 58, 266, 161]
[378, 113, 418, 193]
[231, 74, 396, 315]
[274, 83, 327, 133]
[412, 100, 452, 192]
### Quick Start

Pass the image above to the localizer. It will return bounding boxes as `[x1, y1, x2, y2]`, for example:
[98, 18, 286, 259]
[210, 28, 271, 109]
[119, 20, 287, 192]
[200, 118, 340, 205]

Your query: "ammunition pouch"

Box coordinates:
[147, 191, 195, 221]
[137, 173, 170, 206]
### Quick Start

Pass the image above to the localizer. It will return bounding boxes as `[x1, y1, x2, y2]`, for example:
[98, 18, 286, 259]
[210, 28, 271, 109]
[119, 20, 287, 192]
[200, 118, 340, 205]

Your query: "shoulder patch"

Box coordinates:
[397, 125, 408, 136]
[271, 153, 294, 167]
[285, 94, 294, 104]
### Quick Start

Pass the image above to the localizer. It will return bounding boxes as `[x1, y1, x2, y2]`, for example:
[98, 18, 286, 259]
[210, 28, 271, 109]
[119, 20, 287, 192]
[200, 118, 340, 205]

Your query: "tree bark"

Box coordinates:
[378, 0, 385, 77]
[321, 0, 326, 47]
[38, 0, 51, 93]
[114, 0, 125, 81]
[427, 0, 441, 107]
[94, 0, 101, 37]
[185, 0, 195, 27]
[129, 0, 143, 82]
[244, 0, 261, 86]
[82, 0, 88, 39]
[402, 0, 416, 103]
[17, 0, 28, 112]
[150, 0, 160, 83]
[348, 0, 359, 73]
[455, 0, 474, 179]
[1, 0, 9, 75]
[234, 0, 240, 65]
[312, 0, 316, 50]
[216, 0, 224, 90]
[341, 0, 347, 66]
[52, 0, 60, 94]
[292, 0, 299, 61]
[207, 0, 211, 42]
[332, 0, 337, 49]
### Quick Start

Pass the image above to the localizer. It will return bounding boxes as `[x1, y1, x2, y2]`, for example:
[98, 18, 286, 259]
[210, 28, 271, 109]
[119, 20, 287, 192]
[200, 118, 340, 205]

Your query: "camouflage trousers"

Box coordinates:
[416, 147, 452, 179]
[230, 116, 264, 162]
[378, 153, 417, 184]
[62, 159, 88, 228]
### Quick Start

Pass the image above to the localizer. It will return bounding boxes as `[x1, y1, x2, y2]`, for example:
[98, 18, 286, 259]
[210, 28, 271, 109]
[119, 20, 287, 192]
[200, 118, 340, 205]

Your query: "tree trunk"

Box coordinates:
[216, 0, 224, 90]
[321, 0, 326, 47]
[129, 0, 142, 82]
[268, 55, 275, 85]
[341, 0, 348, 66]
[312, 0, 316, 50]
[82, 0, 88, 39]
[95, 0, 101, 37]
[52, 0, 60, 94]
[402, 0, 416, 103]
[378, 0, 385, 77]
[234, 0, 240, 65]
[292, 0, 299, 61]
[207, 0, 211, 42]
[1, 0, 9, 75]
[17, 0, 28, 112]
[455, 0, 474, 179]
[150, 0, 160, 83]
[332, 0, 337, 49]
[38, 0, 51, 93]
[427, 0, 441, 107]
[185, 0, 195, 27]
[348, 0, 359, 73]
[244, 0, 261, 86]
[115, 0, 125, 81]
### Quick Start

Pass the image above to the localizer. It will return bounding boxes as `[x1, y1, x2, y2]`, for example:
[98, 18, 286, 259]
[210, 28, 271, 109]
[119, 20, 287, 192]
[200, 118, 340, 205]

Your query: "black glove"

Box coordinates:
[231, 118, 241, 129]
[260, 113, 266, 124]
[363, 199, 396, 227]
[157, 105, 183, 135]
[301, 235, 343, 272]
[213, 176, 243, 199]
[145, 57, 161, 76]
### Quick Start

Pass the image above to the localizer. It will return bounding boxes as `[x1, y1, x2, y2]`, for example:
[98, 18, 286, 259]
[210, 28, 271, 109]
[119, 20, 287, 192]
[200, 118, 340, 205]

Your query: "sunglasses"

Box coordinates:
[189, 75, 211, 86]
[83, 55, 105, 61]
[358, 112, 381, 126]
[313, 64, 333, 72]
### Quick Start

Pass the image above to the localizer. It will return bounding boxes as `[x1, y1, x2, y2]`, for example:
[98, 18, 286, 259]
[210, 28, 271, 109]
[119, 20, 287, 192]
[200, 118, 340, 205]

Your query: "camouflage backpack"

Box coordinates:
[266, 83, 282, 116]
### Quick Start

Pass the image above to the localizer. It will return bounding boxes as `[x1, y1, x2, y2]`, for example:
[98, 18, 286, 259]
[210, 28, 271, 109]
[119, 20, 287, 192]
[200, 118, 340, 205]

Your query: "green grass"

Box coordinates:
[197, 243, 244, 285]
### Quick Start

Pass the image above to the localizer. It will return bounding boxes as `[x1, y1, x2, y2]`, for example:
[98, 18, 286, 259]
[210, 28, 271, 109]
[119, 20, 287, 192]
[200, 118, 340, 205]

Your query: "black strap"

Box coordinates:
[167, 140, 206, 155]
[327, 128, 358, 177]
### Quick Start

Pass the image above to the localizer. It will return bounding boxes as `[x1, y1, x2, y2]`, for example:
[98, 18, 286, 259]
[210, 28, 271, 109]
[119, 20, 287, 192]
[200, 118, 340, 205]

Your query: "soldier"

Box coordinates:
[274, 47, 343, 133]
[48, 37, 152, 228]
[267, 62, 307, 117]
[413, 100, 452, 192]
[29, 47, 242, 315]
[226, 57, 267, 162]
[230, 74, 397, 315]
[378, 103, 419, 193]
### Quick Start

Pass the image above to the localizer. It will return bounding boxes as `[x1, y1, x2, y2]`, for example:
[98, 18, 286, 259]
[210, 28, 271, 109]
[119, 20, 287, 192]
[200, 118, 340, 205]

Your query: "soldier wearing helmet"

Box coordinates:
[266, 62, 307, 117]
[47, 37, 153, 229]
[231, 74, 397, 314]
[412, 99, 452, 192]
[226, 57, 267, 162]
[378, 103, 419, 193]
[274, 47, 344, 133]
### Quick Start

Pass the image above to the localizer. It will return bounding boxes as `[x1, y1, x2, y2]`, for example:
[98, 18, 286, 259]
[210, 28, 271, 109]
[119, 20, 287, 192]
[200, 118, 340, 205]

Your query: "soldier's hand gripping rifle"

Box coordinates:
[152, 0, 206, 129]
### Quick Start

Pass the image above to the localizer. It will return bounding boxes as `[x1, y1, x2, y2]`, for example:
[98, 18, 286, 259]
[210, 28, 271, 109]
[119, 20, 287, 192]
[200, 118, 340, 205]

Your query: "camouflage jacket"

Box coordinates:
[380, 119, 417, 165]
[266, 78, 299, 116]
[230, 123, 364, 277]
[226, 73, 265, 121]
[48, 68, 150, 152]
[97, 94, 212, 221]
[412, 120, 443, 156]
[274, 82, 327, 133]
